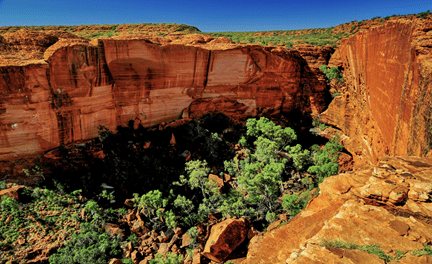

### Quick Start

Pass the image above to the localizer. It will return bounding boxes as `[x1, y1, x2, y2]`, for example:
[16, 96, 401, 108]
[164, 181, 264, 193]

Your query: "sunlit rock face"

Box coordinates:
[0, 39, 327, 160]
[320, 18, 432, 165]
[245, 156, 432, 264]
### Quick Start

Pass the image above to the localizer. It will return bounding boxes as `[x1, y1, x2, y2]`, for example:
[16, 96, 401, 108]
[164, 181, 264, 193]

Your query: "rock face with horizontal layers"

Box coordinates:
[0, 37, 327, 161]
[320, 17, 432, 165]
[244, 156, 432, 264]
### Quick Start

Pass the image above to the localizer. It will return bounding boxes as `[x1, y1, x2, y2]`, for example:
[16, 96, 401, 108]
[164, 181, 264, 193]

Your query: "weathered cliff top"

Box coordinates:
[245, 156, 432, 263]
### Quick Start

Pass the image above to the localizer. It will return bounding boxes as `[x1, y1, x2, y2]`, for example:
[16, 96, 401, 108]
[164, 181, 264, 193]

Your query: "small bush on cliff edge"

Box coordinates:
[319, 65, 344, 83]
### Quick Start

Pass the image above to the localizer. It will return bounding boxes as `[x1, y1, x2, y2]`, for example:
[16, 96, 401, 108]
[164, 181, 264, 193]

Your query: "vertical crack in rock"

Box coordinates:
[203, 50, 212, 88]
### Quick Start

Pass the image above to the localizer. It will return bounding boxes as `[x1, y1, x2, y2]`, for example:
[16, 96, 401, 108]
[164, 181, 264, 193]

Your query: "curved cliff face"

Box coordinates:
[321, 18, 432, 165]
[0, 39, 327, 160]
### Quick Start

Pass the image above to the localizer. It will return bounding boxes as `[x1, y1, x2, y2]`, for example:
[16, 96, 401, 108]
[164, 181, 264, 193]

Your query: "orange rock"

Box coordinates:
[104, 223, 125, 238]
[321, 18, 432, 165]
[130, 220, 150, 237]
[390, 254, 432, 264]
[131, 250, 142, 264]
[0, 39, 326, 161]
[203, 218, 248, 263]
[157, 243, 170, 257]
[0, 185, 25, 201]
[244, 156, 432, 264]
[108, 259, 123, 264]
[294, 44, 335, 70]
[208, 174, 224, 193]
[181, 232, 192, 248]
[169, 133, 176, 145]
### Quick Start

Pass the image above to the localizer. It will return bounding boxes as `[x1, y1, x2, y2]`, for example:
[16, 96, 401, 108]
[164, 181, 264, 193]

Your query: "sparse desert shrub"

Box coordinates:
[149, 252, 184, 264]
[282, 193, 303, 216]
[48, 222, 123, 264]
[319, 65, 344, 83]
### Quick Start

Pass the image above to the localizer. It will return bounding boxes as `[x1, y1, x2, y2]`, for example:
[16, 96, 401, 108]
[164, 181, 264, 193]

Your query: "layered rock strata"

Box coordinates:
[321, 18, 432, 165]
[245, 156, 432, 264]
[0, 38, 328, 160]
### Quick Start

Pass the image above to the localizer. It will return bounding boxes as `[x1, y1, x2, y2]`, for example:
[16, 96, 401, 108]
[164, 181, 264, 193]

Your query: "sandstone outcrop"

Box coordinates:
[244, 156, 432, 263]
[203, 218, 248, 262]
[0, 36, 327, 161]
[321, 17, 432, 165]
[0, 185, 25, 201]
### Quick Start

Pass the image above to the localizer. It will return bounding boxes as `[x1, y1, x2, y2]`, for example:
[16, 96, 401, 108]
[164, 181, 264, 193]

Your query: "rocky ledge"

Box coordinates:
[245, 156, 432, 263]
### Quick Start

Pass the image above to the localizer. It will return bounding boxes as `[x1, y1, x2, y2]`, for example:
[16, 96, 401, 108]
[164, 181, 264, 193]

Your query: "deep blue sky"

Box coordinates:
[0, 0, 431, 32]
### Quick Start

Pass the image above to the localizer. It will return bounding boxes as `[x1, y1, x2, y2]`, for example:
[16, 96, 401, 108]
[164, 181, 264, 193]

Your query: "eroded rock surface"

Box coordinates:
[244, 156, 432, 264]
[0, 38, 327, 161]
[321, 18, 432, 165]
[203, 218, 248, 263]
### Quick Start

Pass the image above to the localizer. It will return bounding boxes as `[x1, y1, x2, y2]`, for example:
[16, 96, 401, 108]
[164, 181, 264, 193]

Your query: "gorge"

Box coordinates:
[1, 14, 432, 264]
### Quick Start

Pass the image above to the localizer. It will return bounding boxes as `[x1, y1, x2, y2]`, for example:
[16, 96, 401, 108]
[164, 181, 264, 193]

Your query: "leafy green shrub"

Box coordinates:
[307, 137, 343, 185]
[0, 181, 6, 190]
[417, 10, 431, 19]
[321, 240, 404, 262]
[319, 65, 344, 83]
[186, 227, 200, 248]
[49, 223, 122, 264]
[0, 195, 20, 213]
[235, 117, 297, 215]
[312, 119, 328, 131]
[411, 245, 432, 257]
[122, 258, 134, 264]
[282, 193, 303, 216]
[149, 252, 184, 264]
[137, 190, 177, 229]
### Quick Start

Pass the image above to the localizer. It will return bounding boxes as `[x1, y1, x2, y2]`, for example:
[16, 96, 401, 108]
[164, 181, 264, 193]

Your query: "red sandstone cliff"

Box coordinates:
[0, 35, 327, 160]
[321, 17, 432, 165]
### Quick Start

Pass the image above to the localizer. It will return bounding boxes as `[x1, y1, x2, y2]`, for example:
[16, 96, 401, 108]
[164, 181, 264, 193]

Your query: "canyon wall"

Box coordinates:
[0, 38, 327, 160]
[321, 18, 432, 165]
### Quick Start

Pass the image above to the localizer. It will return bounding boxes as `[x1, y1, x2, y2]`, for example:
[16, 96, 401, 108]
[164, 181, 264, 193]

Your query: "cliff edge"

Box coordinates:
[0, 33, 329, 160]
[321, 17, 432, 165]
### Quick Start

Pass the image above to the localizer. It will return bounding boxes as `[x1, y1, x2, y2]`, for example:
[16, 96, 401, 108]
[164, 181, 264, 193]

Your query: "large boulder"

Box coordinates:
[0, 185, 25, 202]
[203, 218, 248, 262]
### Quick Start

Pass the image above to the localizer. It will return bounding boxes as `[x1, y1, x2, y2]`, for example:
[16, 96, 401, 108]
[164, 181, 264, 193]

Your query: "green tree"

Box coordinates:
[307, 137, 343, 184]
[319, 65, 344, 83]
[282, 193, 303, 216]
[234, 117, 299, 215]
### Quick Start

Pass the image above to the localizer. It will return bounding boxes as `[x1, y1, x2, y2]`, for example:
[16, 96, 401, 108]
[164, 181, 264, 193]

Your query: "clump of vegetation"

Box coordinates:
[312, 118, 329, 131]
[417, 10, 431, 19]
[321, 240, 405, 262]
[319, 65, 344, 83]
[411, 245, 432, 257]
[150, 252, 184, 264]
[48, 222, 123, 264]
[1, 113, 347, 262]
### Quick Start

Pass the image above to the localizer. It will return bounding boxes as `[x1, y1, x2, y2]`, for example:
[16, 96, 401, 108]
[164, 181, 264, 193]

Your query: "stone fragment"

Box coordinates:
[0, 186, 25, 202]
[181, 232, 192, 248]
[104, 223, 125, 238]
[157, 243, 170, 257]
[203, 218, 248, 263]
[108, 259, 123, 264]
[130, 220, 150, 237]
[131, 250, 142, 264]
[389, 220, 410, 236]
[208, 174, 224, 193]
